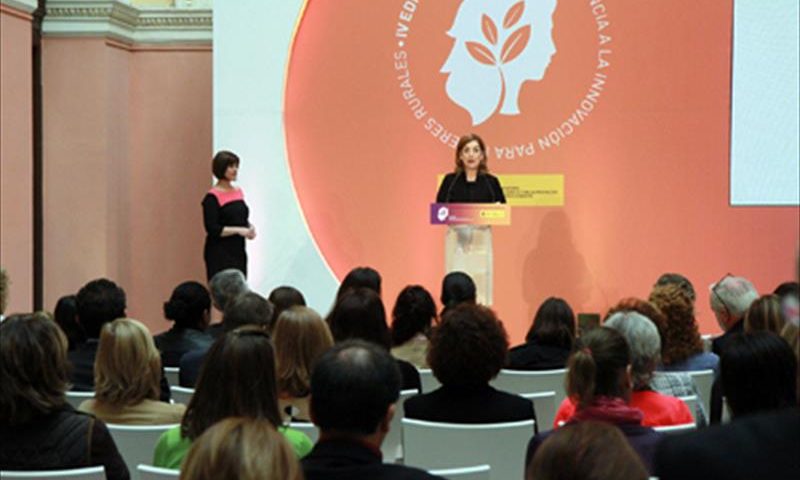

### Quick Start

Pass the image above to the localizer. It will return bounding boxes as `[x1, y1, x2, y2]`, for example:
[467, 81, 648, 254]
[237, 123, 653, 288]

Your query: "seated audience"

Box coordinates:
[526, 421, 648, 480]
[507, 297, 575, 370]
[54, 294, 86, 350]
[439, 271, 476, 317]
[743, 294, 785, 334]
[154, 281, 213, 367]
[653, 272, 696, 302]
[649, 284, 719, 371]
[404, 304, 536, 426]
[180, 417, 303, 480]
[708, 274, 758, 355]
[774, 280, 799, 326]
[0, 313, 128, 479]
[154, 326, 312, 469]
[527, 327, 662, 473]
[336, 266, 382, 300]
[301, 340, 441, 479]
[268, 285, 306, 333]
[390, 285, 437, 368]
[274, 306, 334, 422]
[205, 268, 249, 339]
[327, 287, 421, 391]
[79, 318, 185, 424]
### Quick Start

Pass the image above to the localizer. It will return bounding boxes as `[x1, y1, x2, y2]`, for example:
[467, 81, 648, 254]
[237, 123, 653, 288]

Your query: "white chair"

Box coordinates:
[169, 386, 194, 406]
[429, 465, 491, 480]
[137, 465, 179, 480]
[383, 388, 419, 462]
[106, 423, 178, 478]
[686, 369, 714, 417]
[402, 418, 534, 480]
[722, 396, 732, 424]
[289, 421, 319, 445]
[678, 395, 701, 425]
[417, 368, 441, 394]
[491, 369, 568, 407]
[163, 367, 180, 387]
[0, 466, 106, 479]
[520, 391, 557, 432]
[653, 422, 696, 435]
[64, 391, 95, 410]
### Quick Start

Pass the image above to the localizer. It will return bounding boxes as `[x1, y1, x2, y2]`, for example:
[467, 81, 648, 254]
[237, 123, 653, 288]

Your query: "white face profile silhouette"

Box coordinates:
[437, 206, 450, 222]
[442, 0, 558, 125]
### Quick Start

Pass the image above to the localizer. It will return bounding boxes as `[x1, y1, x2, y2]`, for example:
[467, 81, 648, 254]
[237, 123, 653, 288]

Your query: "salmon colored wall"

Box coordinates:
[0, 6, 34, 314]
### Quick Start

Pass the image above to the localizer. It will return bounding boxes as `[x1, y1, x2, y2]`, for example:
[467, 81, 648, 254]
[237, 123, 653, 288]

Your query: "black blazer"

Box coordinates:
[711, 320, 744, 356]
[506, 340, 570, 370]
[302, 438, 442, 480]
[179, 348, 208, 387]
[154, 327, 214, 367]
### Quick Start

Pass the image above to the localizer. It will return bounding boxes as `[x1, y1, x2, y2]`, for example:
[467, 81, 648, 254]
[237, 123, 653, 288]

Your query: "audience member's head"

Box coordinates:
[773, 281, 800, 300]
[0, 267, 8, 316]
[526, 421, 648, 480]
[744, 294, 785, 335]
[182, 326, 282, 440]
[327, 287, 391, 349]
[567, 327, 632, 408]
[605, 297, 667, 336]
[390, 285, 437, 347]
[274, 306, 333, 399]
[180, 417, 302, 480]
[774, 281, 800, 326]
[310, 340, 401, 441]
[336, 266, 382, 300]
[54, 294, 86, 350]
[709, 275, 758, 330]
[94, 318, 161, 407]
[76, 278, 126, 338]
[428, 304, 508, 388]
[0, 313, 69, 426]
[208, 269, 248, 312]
[604, 311, 661, 390]
[525, 297, 575, 350]
[222, 291, 274, 333]
[440, 271, 477, 313]
[268, 286, 306, 332]
[654, 272, 696, 302]
[780, 322, 799, 363]
[163, 281, 211, 331]
[720, 332, 797, 418]
[649, 284, 703, 366]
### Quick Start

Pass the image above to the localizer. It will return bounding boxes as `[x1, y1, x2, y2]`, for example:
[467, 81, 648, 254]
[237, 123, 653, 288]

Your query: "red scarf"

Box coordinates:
[571, 396, 644, 425]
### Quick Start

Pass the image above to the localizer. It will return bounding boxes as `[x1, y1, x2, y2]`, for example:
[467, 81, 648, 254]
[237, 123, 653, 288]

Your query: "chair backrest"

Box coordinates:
[722, 396, 732, 424]
[428, 465, 491, 480]
[137, 465, 179, 480]
[686, 369, 714, 417]
[106, 423, 178, 478]
[64, 391, 95, 410]
[163, 367, 180, 388]
[383, 388, 419, 462]
[169, 386, 194, 406]
[520, 391, 557, 432]
[678, 395, 700, 425]
[491, 369, 568, 407]
[653, 422, 696, 435]
[417, 368, 441, 394]
[402, 418, 534, 480]
[0, 466, 106, 479]
[289, 421, 319, 445]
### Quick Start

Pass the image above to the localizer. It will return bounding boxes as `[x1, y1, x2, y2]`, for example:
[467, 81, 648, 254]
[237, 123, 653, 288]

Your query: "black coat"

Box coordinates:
[302, 438, 442, 480]
[404, 384, 536, 427]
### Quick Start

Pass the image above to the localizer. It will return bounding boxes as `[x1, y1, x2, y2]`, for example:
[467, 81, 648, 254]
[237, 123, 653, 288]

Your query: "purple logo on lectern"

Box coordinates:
[437, 206, 450, 222]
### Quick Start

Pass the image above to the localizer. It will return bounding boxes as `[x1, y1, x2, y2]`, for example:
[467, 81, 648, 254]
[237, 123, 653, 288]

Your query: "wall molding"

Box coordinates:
[41, 0, 212, 45]
[1, 0, 38, 14]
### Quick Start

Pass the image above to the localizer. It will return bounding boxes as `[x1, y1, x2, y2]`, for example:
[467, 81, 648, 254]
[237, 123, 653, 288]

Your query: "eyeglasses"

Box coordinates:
[710, 273, 733, 319]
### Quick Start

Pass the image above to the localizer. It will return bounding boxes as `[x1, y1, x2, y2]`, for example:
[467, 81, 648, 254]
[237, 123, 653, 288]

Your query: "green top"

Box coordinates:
[153, 424, 313, 469]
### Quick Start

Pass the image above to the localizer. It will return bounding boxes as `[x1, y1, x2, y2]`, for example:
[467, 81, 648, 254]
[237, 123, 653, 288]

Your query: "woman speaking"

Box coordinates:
[436, 134, 506, 305]
[202, 150, 256, 280]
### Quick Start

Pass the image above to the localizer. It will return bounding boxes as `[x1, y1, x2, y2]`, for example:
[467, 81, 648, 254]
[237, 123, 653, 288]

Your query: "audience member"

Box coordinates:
[527, 327, 662, 473]
[390, 285, 437, 368]
[405, 304, 537, 426]
[335, 266, 382, 300]
[708, 274, 758, 355]
[649, 284, 719, 371]
[440, 271, 476, 316]
[268, 285, 306, 333]
[205, 268, 249, 338]
[0, 313, 129, 479]
[653, 272, 696, 302]
[0, 267, 7, 322]
[744, 294, 786, 334]
[781, 321, 799, 363]
[274, 306, 334, 422]
[180, 417, 303, 480]
[54, 294, 86, 350]
[774, 281, 799, 327]
[507, 297, 575, 370]
[302, 340, 441, 480]
[526, 421, 648, 480]
[154, 281, 213, 367]
[79, 318, 185, 424]
[327, 287, 421, 391]
[154, 326, 312, 469]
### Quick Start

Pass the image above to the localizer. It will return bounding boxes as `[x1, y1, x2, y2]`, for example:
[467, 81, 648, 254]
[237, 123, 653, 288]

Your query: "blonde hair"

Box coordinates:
[274, 306, 333, 398]
[94, 318, 160, 406]
[180, 417, 303, 480]
[744, 294, 785, 335]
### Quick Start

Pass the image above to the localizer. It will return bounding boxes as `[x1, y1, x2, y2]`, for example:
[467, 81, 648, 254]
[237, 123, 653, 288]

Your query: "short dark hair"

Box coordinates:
[567, 327, 631, 408]
[212, 150, 240, 180]
[310, 340, 401, 435]
[268, 286, 306, 331]
[163, 281, 211, 329]
[440, 271, 476, 311]
[54, 294, 85, 350]
[223, 292, 274, 333]
[654, 273, 696, 302]
[525, 297, 575, 349]
[391, 285, 437, 346]
[721, 332, 797, 418]
[76, 278, 126, 338]
[327, 287, 391, 349]
[428, 304, 508, 388]
[773, 281, 799, 299]
[336, 267, 382, 300]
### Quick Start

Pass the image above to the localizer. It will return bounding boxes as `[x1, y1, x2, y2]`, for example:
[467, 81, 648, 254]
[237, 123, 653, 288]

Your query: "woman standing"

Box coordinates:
[202, 151, 255, 280]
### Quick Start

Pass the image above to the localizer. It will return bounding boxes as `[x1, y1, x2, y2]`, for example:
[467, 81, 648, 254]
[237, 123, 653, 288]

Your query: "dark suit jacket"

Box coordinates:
[154, 327, 214, 367]
[301, 438, 442, 480]
[506, 340, 570, 370]
[179, 348, 208, 387]
[655, 409, 800, 480]
[397, 359, 422, 392]
[709, 320, 743, 423]
[711, 320, 743, 356]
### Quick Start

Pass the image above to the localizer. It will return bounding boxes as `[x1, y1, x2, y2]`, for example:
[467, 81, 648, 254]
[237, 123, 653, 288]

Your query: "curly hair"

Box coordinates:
[428, 304, 508, 388]
[649, 284, 703, 365]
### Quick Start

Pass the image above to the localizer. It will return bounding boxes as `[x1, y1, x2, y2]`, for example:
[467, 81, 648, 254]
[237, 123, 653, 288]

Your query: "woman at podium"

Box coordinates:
[435, 134, 506, 305]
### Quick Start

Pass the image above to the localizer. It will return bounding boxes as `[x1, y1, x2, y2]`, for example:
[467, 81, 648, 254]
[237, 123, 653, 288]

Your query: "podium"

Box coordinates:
[430, 203, 511, 305]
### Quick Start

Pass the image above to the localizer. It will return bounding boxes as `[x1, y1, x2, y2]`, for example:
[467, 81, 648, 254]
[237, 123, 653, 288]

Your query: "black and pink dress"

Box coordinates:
[202, 188, 249, 280]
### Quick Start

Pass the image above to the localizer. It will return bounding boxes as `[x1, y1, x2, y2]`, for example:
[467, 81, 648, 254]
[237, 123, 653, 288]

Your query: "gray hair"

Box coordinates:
[709, 275, 758, 320]
[604, 311, 661, 389]
[208, 269, 249, 312]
